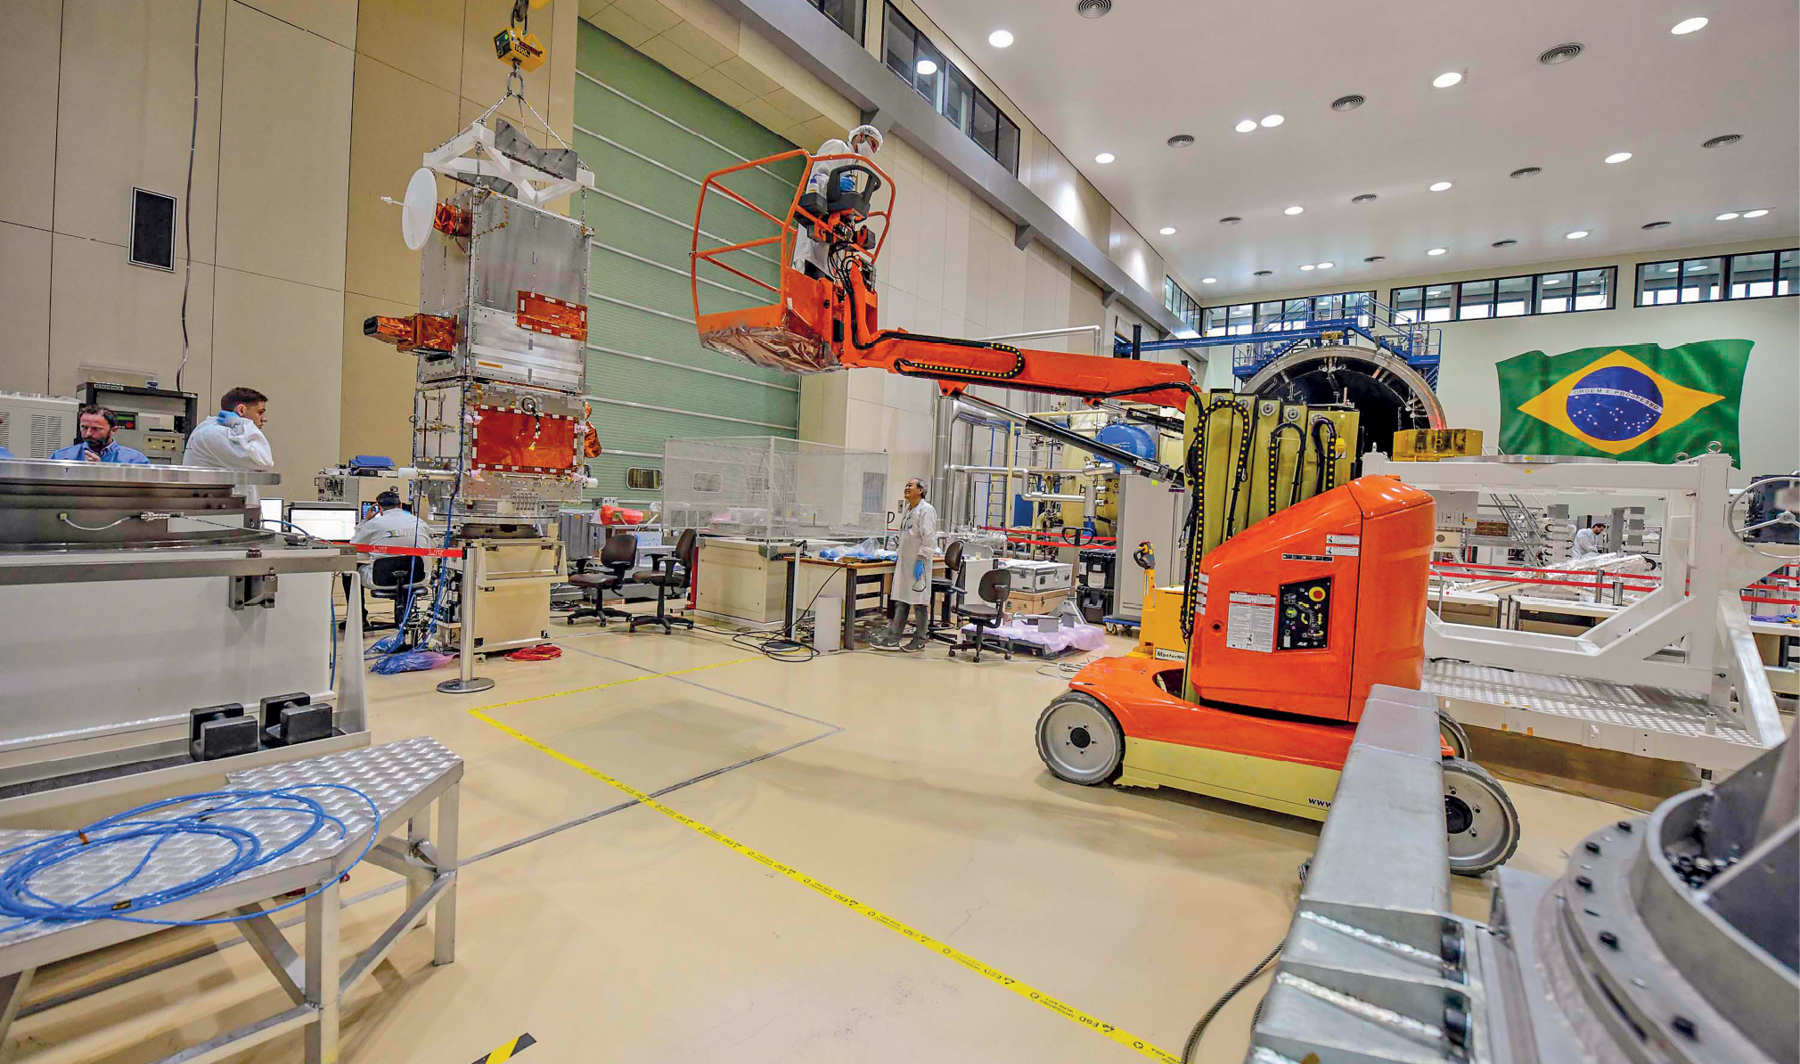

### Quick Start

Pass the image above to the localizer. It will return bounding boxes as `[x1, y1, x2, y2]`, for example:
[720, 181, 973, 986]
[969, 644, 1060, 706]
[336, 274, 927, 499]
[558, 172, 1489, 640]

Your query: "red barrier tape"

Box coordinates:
[979, 525, 1117, 543]
[330, 540, 463, 559]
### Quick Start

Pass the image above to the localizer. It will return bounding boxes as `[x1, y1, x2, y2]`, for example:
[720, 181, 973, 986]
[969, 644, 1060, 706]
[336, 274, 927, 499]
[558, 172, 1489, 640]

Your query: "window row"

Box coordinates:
[882, 3, 1020, 175]
[1165, 277, 1203, 333]
[1635, 248, 1797, 306]
[804, 0, 863, 42]
[1390, 268, 1616, 322]
[1201, 291, 1376, 336]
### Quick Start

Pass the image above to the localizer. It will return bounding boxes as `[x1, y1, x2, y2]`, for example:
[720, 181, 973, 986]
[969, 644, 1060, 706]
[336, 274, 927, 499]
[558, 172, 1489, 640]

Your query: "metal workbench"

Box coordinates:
[0, 736, 462, 1064]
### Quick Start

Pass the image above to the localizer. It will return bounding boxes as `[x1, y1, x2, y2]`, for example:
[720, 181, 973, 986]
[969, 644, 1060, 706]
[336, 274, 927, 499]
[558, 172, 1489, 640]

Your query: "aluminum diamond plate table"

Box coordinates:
[0, 736, 463, 1064]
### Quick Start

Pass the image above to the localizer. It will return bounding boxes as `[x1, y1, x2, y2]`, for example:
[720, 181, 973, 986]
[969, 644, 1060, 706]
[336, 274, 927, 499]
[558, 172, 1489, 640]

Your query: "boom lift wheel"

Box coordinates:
[1442, 758, 1520, 876]
[1035, 693, 1125, 785]
[1438, 710, 1472, 760]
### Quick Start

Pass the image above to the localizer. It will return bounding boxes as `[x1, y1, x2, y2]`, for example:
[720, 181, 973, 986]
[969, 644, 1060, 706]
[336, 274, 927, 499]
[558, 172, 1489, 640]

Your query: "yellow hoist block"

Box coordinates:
[494, 27, 547, 72]
[1391, 428, 1483, 461]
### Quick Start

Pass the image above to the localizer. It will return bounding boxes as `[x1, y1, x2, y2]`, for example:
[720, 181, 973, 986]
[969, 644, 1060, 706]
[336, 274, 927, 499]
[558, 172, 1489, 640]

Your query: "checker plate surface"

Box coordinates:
[1423, 660, 1758, 745]
[0, 738, 459, 951]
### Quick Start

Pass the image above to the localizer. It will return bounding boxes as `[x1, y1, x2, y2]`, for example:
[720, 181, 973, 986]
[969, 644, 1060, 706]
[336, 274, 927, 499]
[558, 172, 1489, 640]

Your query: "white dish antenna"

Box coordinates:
[401, 168, 437, 251]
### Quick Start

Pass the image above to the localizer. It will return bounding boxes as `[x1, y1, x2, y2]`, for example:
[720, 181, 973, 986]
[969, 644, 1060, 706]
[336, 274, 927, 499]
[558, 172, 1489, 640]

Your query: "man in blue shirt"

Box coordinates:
[50, 405, 151, 464]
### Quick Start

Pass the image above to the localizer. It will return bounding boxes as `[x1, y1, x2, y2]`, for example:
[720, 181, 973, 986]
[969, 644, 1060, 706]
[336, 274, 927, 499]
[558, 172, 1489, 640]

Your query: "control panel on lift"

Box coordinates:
[1278, 577, 1331, 650]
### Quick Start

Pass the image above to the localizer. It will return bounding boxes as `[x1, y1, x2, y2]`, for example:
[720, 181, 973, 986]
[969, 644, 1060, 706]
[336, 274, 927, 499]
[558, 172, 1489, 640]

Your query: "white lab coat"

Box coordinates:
[349, 507, 439, 585]
[890, 499, 938, 606]
[183, 412, 274, 506]
[1572, 527, 1604, 559]
[791, 137, 874, 276]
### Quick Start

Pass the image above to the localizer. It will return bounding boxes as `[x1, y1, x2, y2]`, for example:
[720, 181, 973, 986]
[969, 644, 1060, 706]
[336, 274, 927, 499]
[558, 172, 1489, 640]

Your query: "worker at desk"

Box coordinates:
[49, 405, 150, 464]
[872, 477, 937, 653]
[345, 491, 438, 626]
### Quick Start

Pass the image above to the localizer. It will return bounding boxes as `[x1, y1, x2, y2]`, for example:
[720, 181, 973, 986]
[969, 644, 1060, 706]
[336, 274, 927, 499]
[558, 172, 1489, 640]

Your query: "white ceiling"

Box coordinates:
[916, 0, 1799, 301]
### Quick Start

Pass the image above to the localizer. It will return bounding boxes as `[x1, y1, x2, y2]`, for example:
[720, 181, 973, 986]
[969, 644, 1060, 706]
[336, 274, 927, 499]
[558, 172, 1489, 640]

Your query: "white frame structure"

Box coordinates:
[1364, 453, 1790, 770]
[423, 121, 595, 209]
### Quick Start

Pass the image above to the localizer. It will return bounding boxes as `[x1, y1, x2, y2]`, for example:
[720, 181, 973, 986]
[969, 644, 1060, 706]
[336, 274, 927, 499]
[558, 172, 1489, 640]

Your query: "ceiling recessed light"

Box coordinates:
[1702, 134, 1742, 149]
[1167, 133, 1195, 147]
[1159, 226, 1177, 235]
[1428, 181, 1453, 192]
[1076, 0, 1112, 18]
[1260, 114, 1285, 128]
[1492, 239, 1517, 248]
[1331, 94, 1365, 111]
[1565, 230, 1589, 239]
[1219, 216, 1242, 225]
[1665, 264, 1680, 273]
[1743, 208, 1770, 218]
[988, 29, 1014, 47]
[1641, 221, 1671, 229]
[1316, 262, 1334, 269]
[1432, 71, 1463, 89]
[1201, 277, 1217, 284]
[1427, 247, 1448, 256]
[1539, 43, 1584, 64]
[1253, 270, 1272, 276]
[1299, 264, 1316, 271]
[1670, 16, 1708, 34]
[1510, 166, 1543, 178]
[1235, 119, 1258, 133]
[915, 58, 937, 75]
[1364, 255, 1386, 263]
[1283, 205, 1304, 215]
[1351, 193, 1377, 203]
[1094, 152, 1114, 164]
[1544, 277, 1564, 286]
[1604, 152, 1632, 164]
[1715, 212, 1741, 221]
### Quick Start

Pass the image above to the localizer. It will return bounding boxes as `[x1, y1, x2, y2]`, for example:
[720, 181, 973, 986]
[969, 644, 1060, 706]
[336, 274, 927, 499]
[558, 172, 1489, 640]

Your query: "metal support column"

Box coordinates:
[303, 879, 341, 1064]
[437, 545, 495, 695]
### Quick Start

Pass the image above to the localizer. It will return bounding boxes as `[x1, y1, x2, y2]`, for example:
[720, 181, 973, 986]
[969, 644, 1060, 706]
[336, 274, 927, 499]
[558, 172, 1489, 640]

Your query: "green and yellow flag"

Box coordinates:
[1496, 340, 1752, 464]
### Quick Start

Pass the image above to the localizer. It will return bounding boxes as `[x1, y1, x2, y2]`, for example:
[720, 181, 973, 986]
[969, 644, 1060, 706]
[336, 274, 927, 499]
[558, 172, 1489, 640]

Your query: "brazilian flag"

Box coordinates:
[1496, 340, 1753, 465]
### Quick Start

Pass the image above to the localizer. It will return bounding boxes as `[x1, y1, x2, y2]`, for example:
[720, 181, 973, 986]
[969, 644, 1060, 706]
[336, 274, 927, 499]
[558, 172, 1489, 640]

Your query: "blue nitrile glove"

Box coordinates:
[914, 559, 926, 580]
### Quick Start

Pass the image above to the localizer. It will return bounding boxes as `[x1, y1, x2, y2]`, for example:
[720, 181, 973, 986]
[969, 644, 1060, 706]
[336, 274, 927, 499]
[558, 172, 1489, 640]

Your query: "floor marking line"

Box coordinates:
[471, 1031, 536, 1064]
[465, 657, 762, 713]
[469, 711, 1180, 1063]
[560, 644, 842, 728]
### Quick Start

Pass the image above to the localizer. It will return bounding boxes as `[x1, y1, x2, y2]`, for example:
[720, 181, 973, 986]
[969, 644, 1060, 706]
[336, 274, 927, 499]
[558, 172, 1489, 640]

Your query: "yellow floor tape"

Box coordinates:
[471, 698, 1180, 1062]
[469, 1031, 536, 1064]
[465, 657, 763, 713]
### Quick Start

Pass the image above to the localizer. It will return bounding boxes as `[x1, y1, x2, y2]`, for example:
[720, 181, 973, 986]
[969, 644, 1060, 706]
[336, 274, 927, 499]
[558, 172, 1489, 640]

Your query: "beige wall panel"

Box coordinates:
[637, 34, 711, 80]
[237, 0, 357, 48]
[345, 56, 460, 306]
[48, 234, 213, 399]
[664, 0, 740, 48]
[0, 222, 54, 393]
[658, 22, 735, 67]
[610, 0, 681, 35]
[52, 0, 226, 259]
[585, 4, 658, 48]
[714, 54, 780, 97]
[340, 292, 421, 464]
[459, 94, 549, 141]
[1, 0, 64, 230]
[357, 0, 466, 94]
[546, 0, 580, 141]
[689, 68, 755, 108]
[212, 267, 344, 484]
[461, 0, 559, 120]
[215, 3, 353, 290]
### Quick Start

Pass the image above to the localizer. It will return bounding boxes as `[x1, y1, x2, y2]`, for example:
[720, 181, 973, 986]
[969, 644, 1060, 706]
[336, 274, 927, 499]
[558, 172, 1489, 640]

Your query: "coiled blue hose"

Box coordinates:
[0, 784, 379, 930]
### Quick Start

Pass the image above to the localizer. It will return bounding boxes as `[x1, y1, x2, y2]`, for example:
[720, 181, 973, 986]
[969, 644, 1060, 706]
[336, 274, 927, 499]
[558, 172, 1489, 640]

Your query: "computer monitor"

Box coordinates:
[288, 504, 360, 541]
[259, 497, 284, 529]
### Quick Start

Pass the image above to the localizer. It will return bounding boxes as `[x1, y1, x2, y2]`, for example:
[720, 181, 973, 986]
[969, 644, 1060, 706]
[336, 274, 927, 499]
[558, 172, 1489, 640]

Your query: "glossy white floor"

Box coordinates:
[4, 613, 1631, 1064]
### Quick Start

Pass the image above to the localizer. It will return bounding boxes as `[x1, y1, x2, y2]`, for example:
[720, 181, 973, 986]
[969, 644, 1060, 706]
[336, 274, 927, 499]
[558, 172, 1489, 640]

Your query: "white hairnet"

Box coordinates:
[848, 124, 883, 152]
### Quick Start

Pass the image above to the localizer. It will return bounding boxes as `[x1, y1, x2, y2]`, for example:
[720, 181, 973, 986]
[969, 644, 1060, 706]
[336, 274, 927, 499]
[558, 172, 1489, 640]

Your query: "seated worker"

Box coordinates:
[50, 405, 151, 464]
[344, 490, 439, 625]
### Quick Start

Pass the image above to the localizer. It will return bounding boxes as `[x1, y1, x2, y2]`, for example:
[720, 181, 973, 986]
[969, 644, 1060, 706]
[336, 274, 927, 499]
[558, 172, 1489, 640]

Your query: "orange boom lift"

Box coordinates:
[689, 150, 1519, 874]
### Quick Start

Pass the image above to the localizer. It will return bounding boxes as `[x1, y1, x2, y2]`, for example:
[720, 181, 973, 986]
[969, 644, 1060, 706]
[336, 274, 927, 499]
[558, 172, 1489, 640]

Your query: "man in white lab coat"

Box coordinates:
[183, 386, 274, 506]
[791, 123, 882, 279]
[1572, 521, 1607, 559]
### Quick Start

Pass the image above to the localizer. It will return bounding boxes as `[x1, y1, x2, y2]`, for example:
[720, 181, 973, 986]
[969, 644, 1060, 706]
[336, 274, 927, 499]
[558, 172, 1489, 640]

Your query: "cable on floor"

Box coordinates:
[0, 784, 379, 930]
[505, 644, 562, 661]
[692, 564, 854, 663]
[1180, 940, 1284, 1063]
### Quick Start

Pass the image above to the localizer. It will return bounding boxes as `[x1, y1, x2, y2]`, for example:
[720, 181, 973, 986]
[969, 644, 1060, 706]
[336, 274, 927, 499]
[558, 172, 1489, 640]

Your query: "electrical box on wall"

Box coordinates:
[129, 188, 177, 271]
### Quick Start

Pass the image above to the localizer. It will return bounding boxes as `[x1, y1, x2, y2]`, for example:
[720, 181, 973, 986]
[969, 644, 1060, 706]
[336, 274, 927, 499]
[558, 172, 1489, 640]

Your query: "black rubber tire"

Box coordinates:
[1438, 710, 1473, 760]
[1443, 758, 1521, 876]
[1035, 692, 1126, 786]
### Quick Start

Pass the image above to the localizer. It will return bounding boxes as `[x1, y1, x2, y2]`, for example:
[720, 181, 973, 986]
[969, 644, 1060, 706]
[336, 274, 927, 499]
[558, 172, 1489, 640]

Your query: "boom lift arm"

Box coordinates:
[688, 150, 1200, 481]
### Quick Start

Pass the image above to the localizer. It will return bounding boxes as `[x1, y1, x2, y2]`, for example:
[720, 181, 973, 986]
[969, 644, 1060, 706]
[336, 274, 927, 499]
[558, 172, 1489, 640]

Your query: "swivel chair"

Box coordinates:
[367, 556, 430, 632]
[929, 539, 966, 640]
[948, 567, 1012, 662]
[567, 532, 637, 627]
[630, 529, 697, 634]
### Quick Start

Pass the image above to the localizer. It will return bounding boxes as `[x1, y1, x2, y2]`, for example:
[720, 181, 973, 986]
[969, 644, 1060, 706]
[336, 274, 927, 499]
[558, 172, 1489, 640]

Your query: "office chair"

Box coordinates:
[929, 539, 966, 639]
[367, 556, 430, 632]
[567, 532, 637, 627]
[948, 566, 1012, 662]
[629, 528, 697, 634]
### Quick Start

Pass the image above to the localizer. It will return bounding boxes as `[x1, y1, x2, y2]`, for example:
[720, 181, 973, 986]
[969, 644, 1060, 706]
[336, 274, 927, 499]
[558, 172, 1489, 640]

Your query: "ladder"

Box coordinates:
[1491, 493, 1548, 566]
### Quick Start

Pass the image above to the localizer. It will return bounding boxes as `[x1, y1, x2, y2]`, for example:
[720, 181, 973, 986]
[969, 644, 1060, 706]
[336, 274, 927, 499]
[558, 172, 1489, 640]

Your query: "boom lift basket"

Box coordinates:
[689, 150, 892, 375]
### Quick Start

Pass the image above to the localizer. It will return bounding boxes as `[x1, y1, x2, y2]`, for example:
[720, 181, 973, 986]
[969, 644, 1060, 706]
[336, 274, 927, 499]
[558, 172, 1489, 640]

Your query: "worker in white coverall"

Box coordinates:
[1572, 521, 1607, 559]
[791, 123, 883, 278]
[873, 477, 937, 652]
[183, 386, 274, 507]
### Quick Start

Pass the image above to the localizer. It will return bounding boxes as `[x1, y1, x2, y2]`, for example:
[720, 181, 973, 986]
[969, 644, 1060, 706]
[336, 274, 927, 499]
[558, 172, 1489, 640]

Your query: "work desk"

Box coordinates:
[795, 555, 946, 650]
